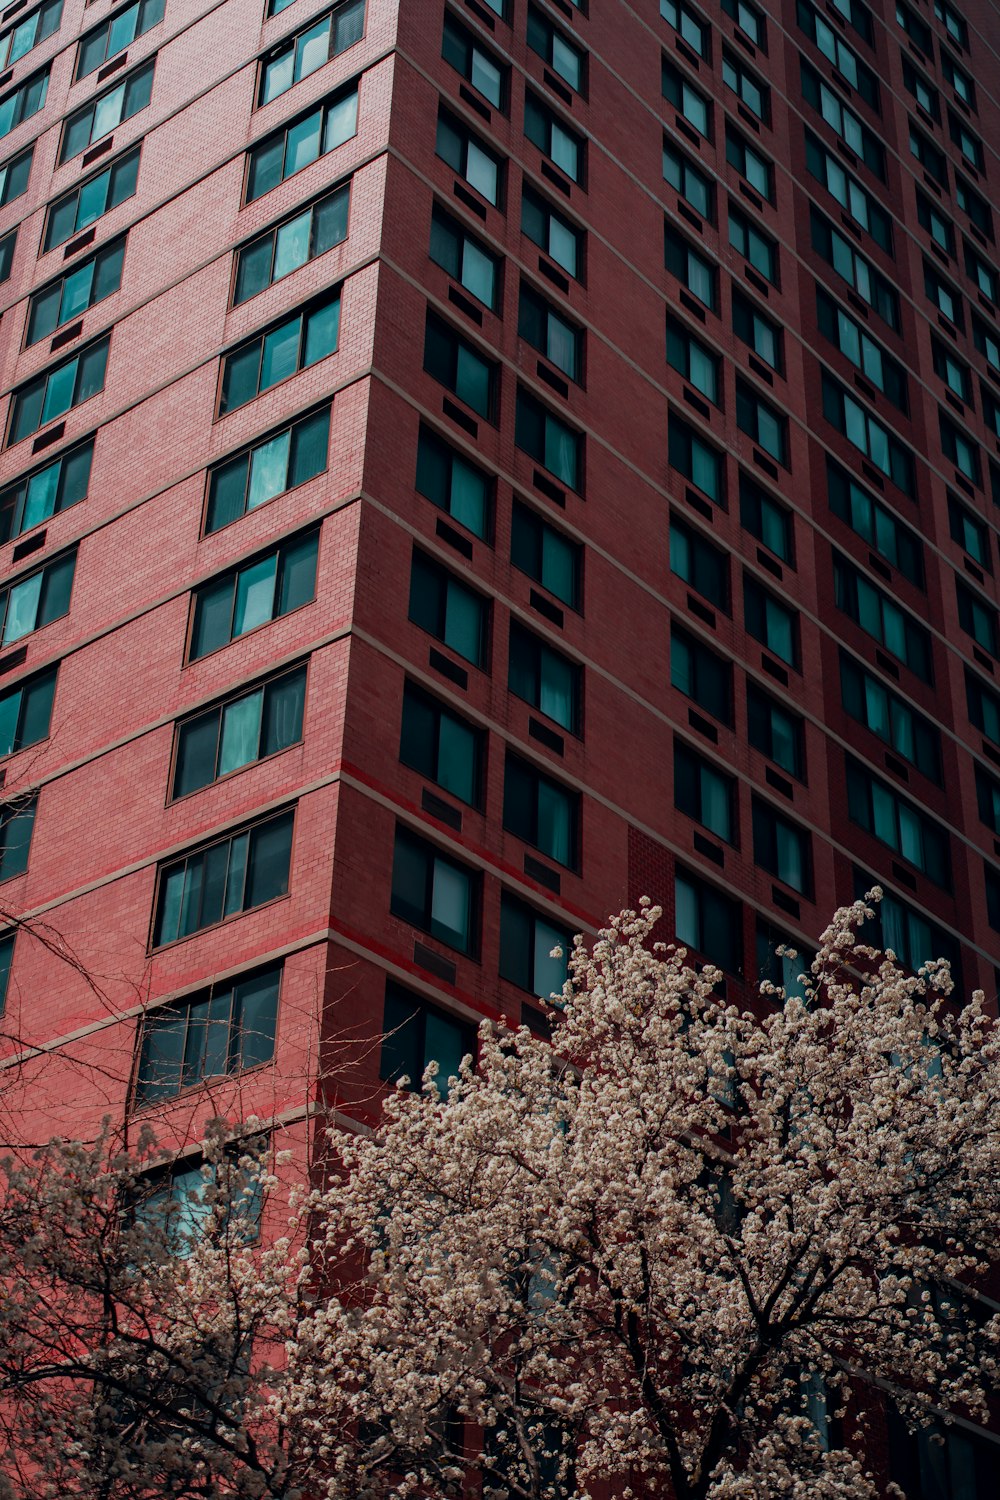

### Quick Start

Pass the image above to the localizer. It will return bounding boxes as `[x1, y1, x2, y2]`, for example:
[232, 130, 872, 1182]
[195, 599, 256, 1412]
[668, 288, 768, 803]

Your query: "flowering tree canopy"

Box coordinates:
[1, 895, 999, 1498]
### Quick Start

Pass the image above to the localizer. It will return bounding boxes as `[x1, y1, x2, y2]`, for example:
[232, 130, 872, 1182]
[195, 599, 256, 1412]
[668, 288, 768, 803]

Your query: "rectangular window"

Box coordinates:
[821, 373, 914, 494]
[668, 413, 723, 504]
[0, 144, 32, 212]
[26, 237, 125, 347]
[400, 681, 483, 808]
[515, 387, 582, 491]
[503, 751, 579, 870]
[133, 1142, 267, 1254]
[811, 208, 900, 329]
[974, 315, 1000, 375]
[964, 242, 997, 305]
[424, 310, 497, 420]
[732, 290, 782, 373]
[508, 618, 581, 733]
[524, 92, 583, 184]
[725, 125, 773, 202]
[511, 499, 581, 609]
[728, 201, 777, 282]
[736, 379, 788, 466]
[949, 111, 983, 171]
[247, 83, 358, 203]
[430, 204, 500, 312]
[416, 425, 490, 540]
[983, 389, 1000, 444]
[967, 667, 1000, 746]
[205, 407, 329, 535]
[663, 139, 714, 222]
[0, 0, 60, 71]
[976, 765, 1000, 835]
[933, 339, 971, 402]
[909, 122, 947, 186]
[442, 12, 505, 108]
[721, 0, 764, 48]
[390, 824, 477, 955]
[902, 57, 940, 119]
[826, 459, 922, 585]
[153, 808, 294, 948]
[664, 222, 716, 310]
[804, 133, 892, 251]
[896, 0, 932, 54]
[747, 680, 804, 779]
[957, 578, 998, 657]
[801, 60, 884, 179]
[0, 550, 74, 647]
[744, 574, 798, 666]
[939, 411, 980, 483]
[846, 757, 950, 885]
[956, 175, 992, 240]
[816, 288, 907, 411]
[60, 59, 153, 163]
[234, 184, 348, 306]
[77, 0, 162, 79]
[521, 182, 582, 278]
[674, 738, 735, 843]
[740, 473, 793, 562]
[218, 290, 339, 415]
[527, 5, 585, 93]
[666, 318, 719, 404]
[8, 339, 109, 446]
[916, 189, 954, 255]
[258, 0, 363, 105]
[519, 282, 582, 383]
[172, 664, 307, 799]
[757, 920, 812, 1002]
[499, 893, 570, 1000]
[135, 962, 282, 1106]
[675, 866, 742, 973]
[0, 665, 57, 759]
[189, 530, 318, 661]
[670, 623, 732, 725]
[840, 652, 940, 780]
[833, 554, 932, 679]
[409, 550, 489, 669]
[752, 797, 811, 894]
[381, 980, 475, 1096]
[0, 930, 12, 1016]
[437, 107, 503, 208]
[44, 146, 138, 252]
[662, 57, 711, 137]
[0, 795, 36, 882]
[934, 0, 967, 49]
[942, 51, 974, 107]
[660, 0, 708, 58]
[855, 869, 958, 972]
[723, 50, 769, 121]
[0, 66, 47, 141]
[797, 2, 879, 107]
[0, 439, 92, 546]
[670, 513, 728, 609]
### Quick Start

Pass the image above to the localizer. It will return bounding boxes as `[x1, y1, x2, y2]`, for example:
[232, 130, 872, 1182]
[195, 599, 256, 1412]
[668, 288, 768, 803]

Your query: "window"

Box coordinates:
[675, 867, 741, 973]
[804, 135, 892, 252]
[133, 1142, 266, 1253]
[0, 666, 56, 759]
[984, 390, 1000, 444]
[511, 500, 581, 609]
[902, 58, 940, 120]
[896, 1, 932, 54]
[519, 283, 582, 383]
[948, 111, 982, 172]
[135, 963, 282, 1106]
[670, 514, 728, 609]
[964, 242, 997, 304]
[840, 653, 940, 780]
[527, 6, 584, 93]
[728, 202, 777, 283]
[740, 474, 792, 562]
[77, 0, 162, 79]
[811, 208, 900, 329]
[725, 126, 773, 202]
[744, 574, 797, 666]
[0, 0, 60, 70]
[821, 374, 914, 494]
[0, 551, 74, 646]
[976, 766, 1000, 836]
[670, 623, 732, 724]
[8, 338, 108, 446]
[666, 319, 719, 404]
[721, 0, 764, 48]
[430, 205, 500, 312]
[409, 551, 489, 669]
[0, 145, 31, 212]
[390, 824, 477, 955]
[60, 59, 153, 162]
[855, 869, 958, 972]
[205, 407, 329, 536]
[153, 809, 294, 949]
[662, 140, 714, 222]
[972, 316, 1000, 375]
[381, 981, 475, 1097]
[246, 82, 357, 203]
[956, 175, 992, 239]
[521, 183, 582, 278]
[747, 681, 804, 779]
[172, 665, 306, 799]
[234, 184, 348, 306]
[189, 530, 318, 660]
[660, 0, 708, 58]
[219, 291, 339, 415]
[424, 311, 497, 420]
[499, 893, 570, 1000]
[43, 146, 139, 252]
[662, 58, 711, 137]
[400, 681, 483, 808]
[416, 425, 490, 540]
[933, 340, 971, 402]
[515, 387, 582, 491]
[26, 238, 125, 347]
[957, 579, 998, 657]
[736, 379, 788, 466]
[674, 739, 735, 843]
[957, 489, 992, 562]
[826, 459, 922, 586]
[504, 752, 579, 869]
[752, 798, 811, 894]
[442, 13, 505, 108]
[846, 758, 949, 884]
[941, 50, 974, 107]
[934, 0, 967, 48]
[0, 440, 92, 546]
[801, 61, 884, 179]
[509, 619, 581, 733]
[756, 921, 812, 1002]
[0, 931, 12, 1016]
[668, 413, 723, 503]
[524, 93, 583, 184]
[732, 291, 782, 373]
[909, 123, 947, 187]
[0, 795, 36, 882]
[833, 555, 932, 680]
[0, 66, 47, 141]
[258, 0, 363, 105]
[966, 667, 1000, 747]
[816, 289, 907, 411]
[723, 50, 768, 121]
[664, 223, 716, 311]
[939, 411, 979, 483]
[916, 189, 954, 255]
[797, 2, 878, 107]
